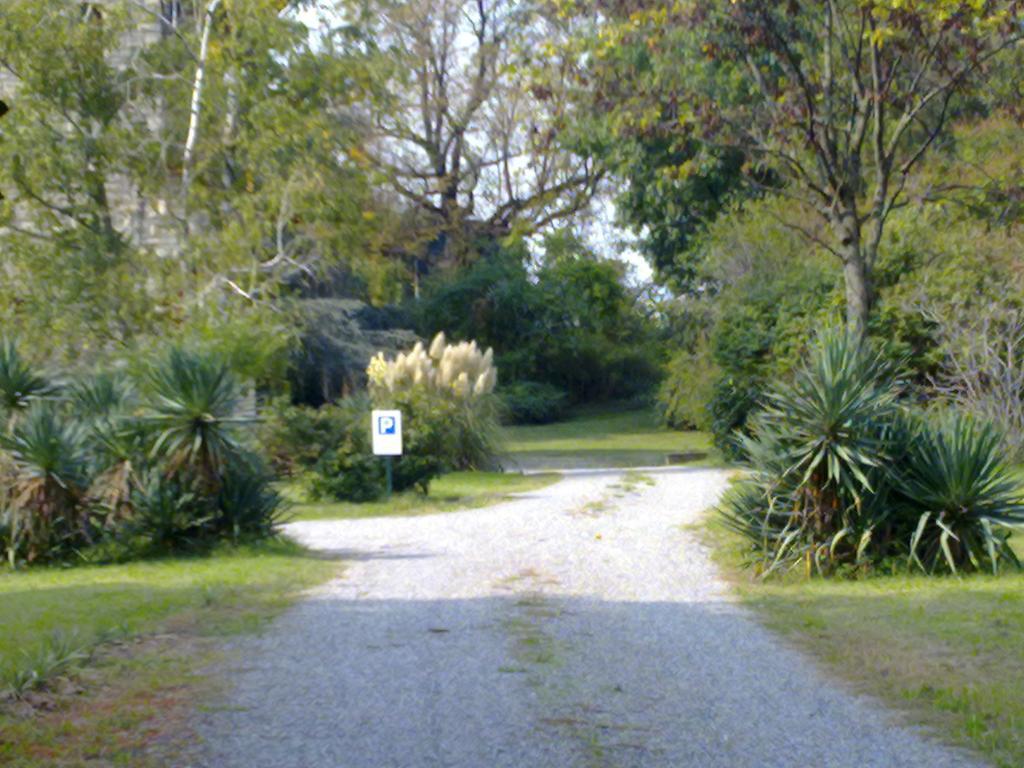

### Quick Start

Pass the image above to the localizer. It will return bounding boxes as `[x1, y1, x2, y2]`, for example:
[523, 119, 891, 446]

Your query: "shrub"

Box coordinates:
[1, 402, 92, 563]
[305, 398, 384, 502]
[659, 344, 718, 430]
[719, 330, 903, 576]
[721, 329, 1024, 578]
[897, 412, 1024, 574]
[0, 343, 286, 566]
[257, 396, 356, 476]
[709, 376, 763, 461]
[0, 338, 55, 429]
[368, 333, 501, 471]
[499, 381, 569, 425]
[142, 347, 249, 489]
[309, 446, 385, 502]
[125, 472, 211, 553]
[68, 372, 135, 422]
[215, 456, 286, 541]
[414, 237, 663, 405]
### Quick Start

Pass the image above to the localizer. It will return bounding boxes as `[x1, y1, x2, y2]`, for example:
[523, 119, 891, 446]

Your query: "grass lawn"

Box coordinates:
[0, 540, 338, 766]
[503, 405, 716, 470]
[703, 516, 1024, 768]
[287, 470, 560, 521]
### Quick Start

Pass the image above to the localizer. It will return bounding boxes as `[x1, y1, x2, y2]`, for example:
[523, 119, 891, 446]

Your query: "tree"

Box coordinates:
[0, 1, 161, 354]
[0, 1, 387, 365]
[563, 0, 1023, 335]
[346, 0, 603, 267]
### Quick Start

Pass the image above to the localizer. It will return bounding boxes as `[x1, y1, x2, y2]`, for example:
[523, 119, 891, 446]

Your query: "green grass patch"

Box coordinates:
[0, 539, 338, 766]
[287, 470, 560, 521]
[503, 405, 717, 469]
[702, 514, 1024, 768]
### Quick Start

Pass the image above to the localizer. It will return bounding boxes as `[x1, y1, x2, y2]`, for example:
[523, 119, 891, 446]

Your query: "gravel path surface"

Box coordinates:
[193, 470, 984, 768]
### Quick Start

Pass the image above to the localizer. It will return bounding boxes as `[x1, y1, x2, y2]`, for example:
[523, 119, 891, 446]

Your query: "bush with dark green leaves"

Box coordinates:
[266, 393, 444, 503]
[0, 343, 287, 567]
[500, 381, 570, 425]
[897, 412, 1024, 574]
[1, 401, 92, 564]
[415, 235, 663, 405]
[719, 330, 1024, 578]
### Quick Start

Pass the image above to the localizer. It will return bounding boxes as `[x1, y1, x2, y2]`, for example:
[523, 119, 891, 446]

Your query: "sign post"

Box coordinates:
[371, 410, 403, 498]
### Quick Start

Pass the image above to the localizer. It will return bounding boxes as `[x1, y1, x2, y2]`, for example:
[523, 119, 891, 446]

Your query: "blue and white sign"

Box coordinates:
[371, 409, 403, 456]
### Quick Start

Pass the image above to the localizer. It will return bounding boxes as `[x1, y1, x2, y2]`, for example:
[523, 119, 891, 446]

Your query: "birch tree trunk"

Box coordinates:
[181, 0, 222, 238]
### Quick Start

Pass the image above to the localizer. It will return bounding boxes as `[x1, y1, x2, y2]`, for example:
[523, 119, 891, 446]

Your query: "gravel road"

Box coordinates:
[193, 469, 984, 768]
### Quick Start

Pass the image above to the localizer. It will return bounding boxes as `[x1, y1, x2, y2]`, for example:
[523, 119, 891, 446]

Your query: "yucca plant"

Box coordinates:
[125, 472, 212, 553]
[1, 402, 91, 563]
[68, 371, 135, 422]
[87, 420, 149, 524]
[142, 348, 249, 491]
[215, 456, 285, 541]
[898, 412, 1024, 574]
[720, 330, 903, 576]
[0, 339, 55, 430]
[71, 372, 142, 522]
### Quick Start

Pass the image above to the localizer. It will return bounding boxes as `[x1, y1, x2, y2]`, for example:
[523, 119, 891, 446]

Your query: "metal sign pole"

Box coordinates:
[372, 409, 402, 500]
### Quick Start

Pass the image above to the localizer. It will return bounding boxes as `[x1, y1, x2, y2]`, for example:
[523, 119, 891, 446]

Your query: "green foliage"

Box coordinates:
[215, 458, 286, 542]
[287, 299, 417, 407]
[67, 372, 134, 422]
[257, 396, 352, 476]
[0, 2, 389, 367]
[266, 395, 441, 503]
[720, 331, 1024, 578]
[698, 203, 840, 454]
[0, 341, 285, 567]
[142, 347, 249, 487]
[1, 629, 89, 700]
[415, 235, 662, 404]
[369, 334, 502, 472]
[721, 331, 901, 576]
[309, 444, 385, 503]
[0, 339, 54, 426]
[1, 402, 91, 564]
[658, 343, 718, 431]
[564, 0, 1022, 330]
[303, 397, 387, 502]
[125, 473, 211, 554]
[899, 413, 1024, 575]
[499, 381, 570, 425]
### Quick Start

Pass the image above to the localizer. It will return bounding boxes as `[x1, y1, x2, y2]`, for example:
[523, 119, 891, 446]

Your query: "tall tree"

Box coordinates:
[563, 0, 1023, 334]
[0, 1, 388, 362]
[345, 0, 602, 266]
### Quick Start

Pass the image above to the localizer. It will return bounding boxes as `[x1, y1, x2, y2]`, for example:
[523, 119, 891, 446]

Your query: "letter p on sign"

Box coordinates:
[372, 410, 403, 456]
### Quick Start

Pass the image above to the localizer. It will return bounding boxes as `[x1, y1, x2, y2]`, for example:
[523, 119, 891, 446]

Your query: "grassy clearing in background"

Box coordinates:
[0, 540, 338, 766]
[702, 514, 1024, 768]
[286, 471, 561, 521]
[503, 405, 716, 469]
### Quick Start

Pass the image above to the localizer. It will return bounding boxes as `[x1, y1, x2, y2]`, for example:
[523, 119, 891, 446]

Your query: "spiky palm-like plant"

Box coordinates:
[143, 348, 249, 491]
[68, 372, 135, 422]
[72, 372, 141, 522]
[720, 330, 903, 576]
[0, 339, 54, 430]
[900, 412, 1024, 574]
[1, 402, 90, 562]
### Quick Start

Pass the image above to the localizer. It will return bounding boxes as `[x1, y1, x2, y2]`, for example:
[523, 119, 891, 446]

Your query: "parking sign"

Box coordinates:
[371, 410, 403, 456]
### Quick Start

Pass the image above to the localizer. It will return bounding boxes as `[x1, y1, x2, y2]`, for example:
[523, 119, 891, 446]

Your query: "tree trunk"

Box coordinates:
[182, 0, 221, 238]
[832, 206, 872, 339]
[843, 254, 871, 339]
